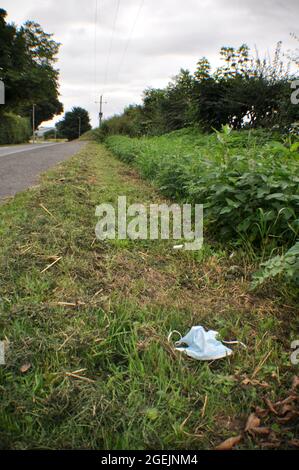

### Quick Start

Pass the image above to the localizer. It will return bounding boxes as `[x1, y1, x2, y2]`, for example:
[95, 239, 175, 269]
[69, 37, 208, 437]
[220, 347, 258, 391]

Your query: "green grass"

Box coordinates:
[0, 142, 298, 450]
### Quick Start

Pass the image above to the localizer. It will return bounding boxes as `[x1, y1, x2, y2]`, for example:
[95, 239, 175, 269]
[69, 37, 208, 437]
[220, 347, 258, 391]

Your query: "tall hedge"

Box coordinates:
[0, 113, 31, 144]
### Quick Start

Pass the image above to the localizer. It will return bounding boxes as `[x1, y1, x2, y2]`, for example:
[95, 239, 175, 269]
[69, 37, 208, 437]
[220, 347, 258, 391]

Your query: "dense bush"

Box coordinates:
[101, 43, 299, 137]
[0, 112, 31, 144]
[106, 128, 299, 251]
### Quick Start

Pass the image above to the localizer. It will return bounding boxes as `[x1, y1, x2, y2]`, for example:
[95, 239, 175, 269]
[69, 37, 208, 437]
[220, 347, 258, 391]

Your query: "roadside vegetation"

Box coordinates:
[93, 38, 299, 295]
[0, 143, 298, 449]
[105, 127, 299, 294]
[0, 113, 31, 145]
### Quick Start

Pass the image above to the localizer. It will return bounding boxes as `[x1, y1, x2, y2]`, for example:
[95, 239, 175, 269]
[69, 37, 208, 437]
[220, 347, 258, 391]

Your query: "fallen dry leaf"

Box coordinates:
[245, 413, 260, 432]
[247, 376, 299, 449]
[241, 377, 269, 388]
[277, 395, 297, 407]
[215, 435, 242, 450]
[265, 397, 278, 415]
[250, 427, 271, 435]
[244, 413, 270, 437]
[292, 376, 299, 391]
[20, 363, 31, 373]
[281, 403, 294, 416]
[255, 406, 269, 418]
[289, 439, 299, 448]
[277, 411, 299, 424]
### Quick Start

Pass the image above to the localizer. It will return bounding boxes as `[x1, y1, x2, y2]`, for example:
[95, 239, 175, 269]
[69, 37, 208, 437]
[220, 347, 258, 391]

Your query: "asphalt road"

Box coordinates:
[0, 141, 86, 199]
[0, 142, 59, 158]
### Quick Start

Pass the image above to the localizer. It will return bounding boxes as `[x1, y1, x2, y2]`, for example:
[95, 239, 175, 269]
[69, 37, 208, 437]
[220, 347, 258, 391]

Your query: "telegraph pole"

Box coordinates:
[78, 117, 81, 138]
[99, 95, 103, 128]
[32, 104, 36, 144]
[95, 95, 106, 128]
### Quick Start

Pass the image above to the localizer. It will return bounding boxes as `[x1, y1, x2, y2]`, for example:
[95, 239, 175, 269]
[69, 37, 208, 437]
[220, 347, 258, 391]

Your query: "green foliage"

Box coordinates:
[192, 42, 298, 131]
[106, 128, 299, 250]
[141, 69, 196, 135]
[56, 107, 91, 141]
[98, 105, 144, 139]
[0, 112, 31, 144]
[102, 42, 299, 137]
[0, 9, 63, 128]
[105, 105, 143, 136]
[252, 241, 299, 288]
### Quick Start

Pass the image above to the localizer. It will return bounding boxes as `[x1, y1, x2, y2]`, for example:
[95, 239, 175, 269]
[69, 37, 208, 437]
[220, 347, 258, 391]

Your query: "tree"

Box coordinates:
[100, 105, 143, 137]
[90, 41, 299, 137]
[215, 44, 251, 79]
[193, 43, 299, 131]
[163, 69, 195, 131]
[56, 107, 91, 141]
[0, 9, 26, 113]
[0, 9, 63, 124]
[194, 57, 211, 81]
[141, 88, 168, 135]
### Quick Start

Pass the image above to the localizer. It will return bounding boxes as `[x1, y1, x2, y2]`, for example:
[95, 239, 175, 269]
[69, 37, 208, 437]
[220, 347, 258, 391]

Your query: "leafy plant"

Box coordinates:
[252, 241, 299, 288]
[106, 128, 299, 250]
[0, 112, 31, 144]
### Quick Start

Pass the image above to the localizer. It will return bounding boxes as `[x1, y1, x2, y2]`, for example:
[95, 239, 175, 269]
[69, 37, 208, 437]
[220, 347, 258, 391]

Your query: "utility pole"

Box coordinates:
[95, 95, 107, 128]
[32, 104, 36, 144]
[99, 95, 103, 128]
[78, 117, 81, 138]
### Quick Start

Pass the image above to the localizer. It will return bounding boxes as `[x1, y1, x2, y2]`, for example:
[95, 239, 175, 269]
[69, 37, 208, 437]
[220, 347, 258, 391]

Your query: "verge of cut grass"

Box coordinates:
[0, 142, 298, 450]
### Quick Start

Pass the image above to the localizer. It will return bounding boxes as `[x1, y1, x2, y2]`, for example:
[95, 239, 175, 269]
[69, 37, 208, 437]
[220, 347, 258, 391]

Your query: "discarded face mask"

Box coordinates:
[169, 326, 237, 361]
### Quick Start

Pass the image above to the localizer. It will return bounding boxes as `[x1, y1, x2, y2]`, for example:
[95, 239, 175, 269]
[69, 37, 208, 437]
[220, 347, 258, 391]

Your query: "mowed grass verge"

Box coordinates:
[0, 142, 298, 450]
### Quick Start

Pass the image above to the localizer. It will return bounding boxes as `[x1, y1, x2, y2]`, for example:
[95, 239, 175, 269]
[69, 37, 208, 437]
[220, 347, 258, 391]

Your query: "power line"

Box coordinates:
[94, 0, 99, 99]
[116, 0, 145, 82]
[104, 0, 121, 88]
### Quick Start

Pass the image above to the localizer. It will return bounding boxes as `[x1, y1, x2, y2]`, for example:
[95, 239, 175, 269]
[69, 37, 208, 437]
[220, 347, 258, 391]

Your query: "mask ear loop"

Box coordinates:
[168, 330, 182, 345]
[223, 340, 247, 349]
[169, 331, 247, 350]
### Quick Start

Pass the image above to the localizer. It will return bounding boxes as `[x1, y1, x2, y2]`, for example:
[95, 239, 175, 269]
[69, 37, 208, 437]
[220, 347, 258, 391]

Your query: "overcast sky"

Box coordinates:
[2, 0, 299, 127]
